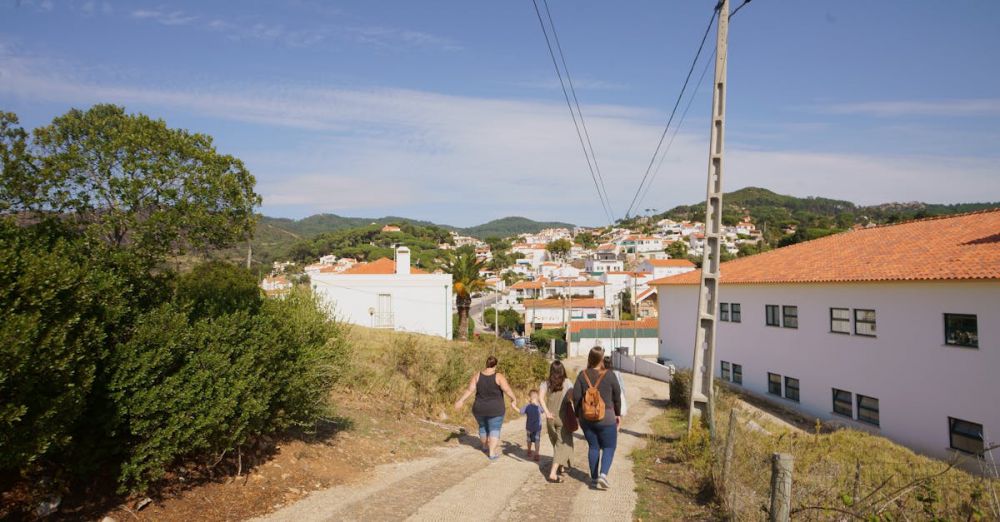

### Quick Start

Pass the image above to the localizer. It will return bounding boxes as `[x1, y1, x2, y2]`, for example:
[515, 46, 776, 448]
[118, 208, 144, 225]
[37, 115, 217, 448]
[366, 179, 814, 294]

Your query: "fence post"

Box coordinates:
[769, 453, 793, 522]
[550, 339, 556, 361]
[721, 409, 737, 489]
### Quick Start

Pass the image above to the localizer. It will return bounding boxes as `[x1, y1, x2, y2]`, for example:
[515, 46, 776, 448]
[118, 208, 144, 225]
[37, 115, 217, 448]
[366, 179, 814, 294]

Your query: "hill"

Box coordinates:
[658, 186, 999, 246]
[460, 216, 574, 239]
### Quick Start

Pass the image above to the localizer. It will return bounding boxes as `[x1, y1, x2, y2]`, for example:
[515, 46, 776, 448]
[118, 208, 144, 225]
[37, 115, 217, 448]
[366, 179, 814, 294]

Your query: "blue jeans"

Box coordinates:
[475, 415, 504, 439]
[581, 421, 618, 479]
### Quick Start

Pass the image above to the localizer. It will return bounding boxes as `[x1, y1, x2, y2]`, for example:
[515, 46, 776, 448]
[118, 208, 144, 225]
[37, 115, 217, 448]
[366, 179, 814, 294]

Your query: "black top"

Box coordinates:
[572, 368, 622, 426]
[472, 372, 505, 417]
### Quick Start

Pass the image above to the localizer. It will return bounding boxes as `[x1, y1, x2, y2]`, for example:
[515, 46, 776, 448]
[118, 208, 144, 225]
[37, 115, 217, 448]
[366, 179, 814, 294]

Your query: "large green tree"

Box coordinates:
[1, 105, 260, 258]
[442, 250, 487, 341]
[545, 238, 573, 260]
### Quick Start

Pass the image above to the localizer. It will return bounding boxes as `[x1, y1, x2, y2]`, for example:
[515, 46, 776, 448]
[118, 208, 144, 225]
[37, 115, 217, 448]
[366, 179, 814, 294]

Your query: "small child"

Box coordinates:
[520, 389, 543, 461]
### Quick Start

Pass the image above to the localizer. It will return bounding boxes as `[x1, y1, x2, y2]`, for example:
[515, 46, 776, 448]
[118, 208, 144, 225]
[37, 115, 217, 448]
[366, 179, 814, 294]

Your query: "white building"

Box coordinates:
[638, 258, 697, 280]
[586, 258, 624, 274]
[652, 210, 1000, 463]
[524, 298, 605, 333]
[568, 318, 660, 358]
[312, 247, 454, 339]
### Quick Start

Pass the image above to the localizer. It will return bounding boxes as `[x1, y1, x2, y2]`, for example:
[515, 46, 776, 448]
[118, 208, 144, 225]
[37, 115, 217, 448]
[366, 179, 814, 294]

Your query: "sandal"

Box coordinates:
[547, 476, 564, 483]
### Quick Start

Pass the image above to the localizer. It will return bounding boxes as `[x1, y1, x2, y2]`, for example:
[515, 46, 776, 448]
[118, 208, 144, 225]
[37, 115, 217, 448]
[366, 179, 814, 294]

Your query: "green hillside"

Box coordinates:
[657, 186, 999, 247]
[461, 216, 574, 238]
[285, 221, 454, 269]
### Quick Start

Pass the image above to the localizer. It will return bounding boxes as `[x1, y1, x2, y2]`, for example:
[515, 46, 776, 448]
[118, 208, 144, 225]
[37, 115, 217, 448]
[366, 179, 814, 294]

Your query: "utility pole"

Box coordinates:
[688, 0, 729, 437]
[632, 272, 637, 356]
[495, 286, 499, 338]
[246, 240, 252, 270]
[564, 284, 573, 359]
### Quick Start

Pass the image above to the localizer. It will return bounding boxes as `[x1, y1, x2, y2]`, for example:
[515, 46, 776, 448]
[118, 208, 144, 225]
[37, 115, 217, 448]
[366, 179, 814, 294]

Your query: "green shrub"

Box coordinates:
[0, 219, 127, 472]
[175, 260, 262, 320]
[108, 283, 345, 491]
[670, 368, 693, 407]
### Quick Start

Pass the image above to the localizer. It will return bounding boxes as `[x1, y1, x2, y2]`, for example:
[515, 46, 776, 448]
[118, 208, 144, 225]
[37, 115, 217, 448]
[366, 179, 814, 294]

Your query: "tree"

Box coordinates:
[546, 238, 572, 259]
[665, 240, 688, 259]
[574, 232, 597, 249]
[1, 105, 261, 259]
[501, 270, 523, 287]
[442, 250, 487, 341]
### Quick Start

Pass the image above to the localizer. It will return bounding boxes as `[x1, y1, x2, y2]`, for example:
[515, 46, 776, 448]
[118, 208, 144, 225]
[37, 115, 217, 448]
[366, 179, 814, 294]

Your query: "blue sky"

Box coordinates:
[1, 0, 998, 226]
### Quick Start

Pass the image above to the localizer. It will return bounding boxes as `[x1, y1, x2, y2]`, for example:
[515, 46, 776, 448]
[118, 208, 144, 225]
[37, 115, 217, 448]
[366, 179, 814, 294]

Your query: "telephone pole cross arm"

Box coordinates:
[687, 0, 729, 437]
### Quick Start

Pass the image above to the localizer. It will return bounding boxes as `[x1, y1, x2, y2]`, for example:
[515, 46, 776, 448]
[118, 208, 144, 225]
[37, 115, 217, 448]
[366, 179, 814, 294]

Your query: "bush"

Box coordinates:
[0, 219, 127, 472]
[669, 368, 692, 407]
[175, 260, 262, 320]
[108, 283, 345, 491]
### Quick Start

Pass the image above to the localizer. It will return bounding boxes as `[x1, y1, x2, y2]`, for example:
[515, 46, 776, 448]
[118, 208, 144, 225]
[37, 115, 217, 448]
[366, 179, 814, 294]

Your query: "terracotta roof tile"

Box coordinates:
[650, 209, 1000, 286]
[645, 259, 696, 268]
[339, 257, 429, 275]
[568, 318, 658, 333]
[524, 298, 605, 309]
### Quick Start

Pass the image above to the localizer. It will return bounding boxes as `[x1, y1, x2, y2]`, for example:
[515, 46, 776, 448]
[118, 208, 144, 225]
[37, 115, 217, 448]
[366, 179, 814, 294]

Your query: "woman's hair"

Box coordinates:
[603, 355, 614, 371]
[547, 360, 567, 393]
[587, 346, 605, 369]
[485, 355, 498, 368]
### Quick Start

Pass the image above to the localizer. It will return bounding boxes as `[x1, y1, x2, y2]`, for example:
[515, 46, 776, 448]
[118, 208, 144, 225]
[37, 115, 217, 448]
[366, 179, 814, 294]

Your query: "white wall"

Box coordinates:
[527, 306, 602, 325]
[657, 281, 1000, 462]
[313, 274, 453, 339]
[571, 336, 658, 358]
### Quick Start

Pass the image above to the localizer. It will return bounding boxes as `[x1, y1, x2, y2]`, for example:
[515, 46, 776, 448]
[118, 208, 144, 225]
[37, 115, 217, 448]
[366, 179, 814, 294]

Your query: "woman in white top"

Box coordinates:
[539, 360, 575, 482]
[604, 356, 627, 416]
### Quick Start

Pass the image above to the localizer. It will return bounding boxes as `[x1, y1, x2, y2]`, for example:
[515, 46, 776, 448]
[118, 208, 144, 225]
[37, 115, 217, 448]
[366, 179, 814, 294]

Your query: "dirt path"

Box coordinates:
[255, 367, 669, 522]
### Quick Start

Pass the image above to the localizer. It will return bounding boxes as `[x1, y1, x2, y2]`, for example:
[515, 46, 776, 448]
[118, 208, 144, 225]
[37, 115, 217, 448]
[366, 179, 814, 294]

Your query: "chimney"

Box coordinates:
[395, 246, 411, 275]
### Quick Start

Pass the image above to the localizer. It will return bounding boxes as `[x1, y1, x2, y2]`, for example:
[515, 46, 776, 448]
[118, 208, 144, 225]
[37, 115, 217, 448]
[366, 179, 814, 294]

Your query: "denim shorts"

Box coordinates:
[526, 429, 541, 444]
[475, 415, 504, 438]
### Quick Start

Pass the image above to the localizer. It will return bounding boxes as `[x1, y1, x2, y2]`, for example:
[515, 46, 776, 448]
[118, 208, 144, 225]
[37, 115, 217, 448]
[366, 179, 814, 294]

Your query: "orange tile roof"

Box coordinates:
[524, 298, 605, 309]
[650, 209, 1000, 286]
[568, 318, 658, 333]
[339, 257, 429, 275]
[645, 258, 696, 268]
[546, 280, 605, 287]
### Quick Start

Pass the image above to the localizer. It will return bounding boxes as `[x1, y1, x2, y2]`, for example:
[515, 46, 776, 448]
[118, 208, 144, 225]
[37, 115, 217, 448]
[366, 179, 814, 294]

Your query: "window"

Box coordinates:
[833, 389, 853, 417]
[945, 314, 978, 348]
[855, 309, 876, 337]
[830, 308, 850, 334]
[731, 303, 741, 323]
[857, 395, 879, 426]
[768, 372, 782, 395]
[721, 361, 731, 381]
[784, 377, 800, 402]
[782, 306, 798, 329]
[766, 305, 780, 327]
[732, 364, 743, 385]
[949, 417, 984, 455]
[720, 303, 730, 322]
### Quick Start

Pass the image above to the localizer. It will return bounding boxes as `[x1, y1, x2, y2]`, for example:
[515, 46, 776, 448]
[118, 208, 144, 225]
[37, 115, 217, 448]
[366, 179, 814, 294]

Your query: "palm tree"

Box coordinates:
[442, 250, 487, 341]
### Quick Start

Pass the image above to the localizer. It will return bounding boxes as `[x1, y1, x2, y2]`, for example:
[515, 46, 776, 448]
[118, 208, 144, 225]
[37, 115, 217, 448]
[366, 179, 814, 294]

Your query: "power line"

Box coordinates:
[530, 0, 615, 225]
[624, 1, 721, 219]
[627, 0, 754, 218]
[635, 48, 715, 213]
[541, 0, 615, 222]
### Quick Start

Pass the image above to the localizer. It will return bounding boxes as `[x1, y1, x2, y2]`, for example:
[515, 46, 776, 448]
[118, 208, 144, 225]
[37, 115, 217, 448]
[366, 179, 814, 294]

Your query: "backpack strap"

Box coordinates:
[583, 369, 607, 389]
[593, 369, 608, 387]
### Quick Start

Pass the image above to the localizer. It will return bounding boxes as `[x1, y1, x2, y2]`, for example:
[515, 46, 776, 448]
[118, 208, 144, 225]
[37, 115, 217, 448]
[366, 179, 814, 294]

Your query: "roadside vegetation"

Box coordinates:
[633, 371, 995, 521]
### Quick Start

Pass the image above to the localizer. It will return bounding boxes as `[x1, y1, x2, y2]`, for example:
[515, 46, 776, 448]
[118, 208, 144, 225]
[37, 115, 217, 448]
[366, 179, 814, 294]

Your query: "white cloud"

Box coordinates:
[0, 50, 996, 225]
[347, 26, 462, 52]
[130, 8, 197, 27]
[821, 98, 1000, 117]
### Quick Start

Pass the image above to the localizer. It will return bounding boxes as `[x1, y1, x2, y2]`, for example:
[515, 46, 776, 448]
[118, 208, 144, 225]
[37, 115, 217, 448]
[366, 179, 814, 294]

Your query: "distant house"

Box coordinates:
[524, 298, 605, 333]
[381, 224, 402, 233]
[652, 210, 1000, 463]
[568, 318, 659, 357]
[260, 275, 293, 298]
[311, 247, 454, 339]
[636, 287, 658, 319]
[638, 258, 697, 280]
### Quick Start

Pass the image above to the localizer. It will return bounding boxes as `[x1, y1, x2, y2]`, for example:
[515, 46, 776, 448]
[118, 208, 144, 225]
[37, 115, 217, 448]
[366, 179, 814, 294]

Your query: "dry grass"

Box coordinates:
[698, 391, 994, 520]
[334, 326, 550, 429]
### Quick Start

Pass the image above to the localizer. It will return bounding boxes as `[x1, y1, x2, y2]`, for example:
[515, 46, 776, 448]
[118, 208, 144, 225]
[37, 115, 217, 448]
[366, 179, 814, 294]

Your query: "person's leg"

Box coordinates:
[597, 424, 618, 480]
[581, 423, 601, 481]
[476, 416, 489, 453]
[487, 416, 504, 458]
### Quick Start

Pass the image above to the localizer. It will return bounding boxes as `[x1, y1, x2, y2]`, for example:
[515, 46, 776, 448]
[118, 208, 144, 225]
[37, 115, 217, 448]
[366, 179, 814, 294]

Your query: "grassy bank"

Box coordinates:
[634, 375, 995, 521]
[336, 326, 550, 428]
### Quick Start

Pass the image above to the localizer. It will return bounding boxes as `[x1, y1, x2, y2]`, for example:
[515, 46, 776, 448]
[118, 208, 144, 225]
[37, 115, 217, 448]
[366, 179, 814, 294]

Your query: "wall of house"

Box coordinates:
[312, 274, 453, 339]
[571, 335, 658, 358]
[657, 280, 999, 462]
[527, 306, 603, 326]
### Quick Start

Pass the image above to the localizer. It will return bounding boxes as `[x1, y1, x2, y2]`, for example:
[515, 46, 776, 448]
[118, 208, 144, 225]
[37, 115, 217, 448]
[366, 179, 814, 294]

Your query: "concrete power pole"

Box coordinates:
[246, 240, 252, 270]
[688, 0, 729, 437]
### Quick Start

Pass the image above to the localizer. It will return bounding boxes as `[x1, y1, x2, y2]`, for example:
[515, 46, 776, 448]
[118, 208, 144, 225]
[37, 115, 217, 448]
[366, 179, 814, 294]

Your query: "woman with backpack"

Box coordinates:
[454, 355, 518, 461]
[572, 346, 622, 490]
[539, 360, 575, 482]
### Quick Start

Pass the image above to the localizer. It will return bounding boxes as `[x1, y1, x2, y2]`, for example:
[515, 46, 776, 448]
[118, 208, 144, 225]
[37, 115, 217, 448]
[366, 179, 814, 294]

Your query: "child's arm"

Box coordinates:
[519, 404, 528, 414]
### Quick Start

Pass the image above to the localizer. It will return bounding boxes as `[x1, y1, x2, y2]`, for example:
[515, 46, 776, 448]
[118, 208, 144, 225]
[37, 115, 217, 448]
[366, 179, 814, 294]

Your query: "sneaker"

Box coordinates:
[597, 474, 610, 490]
